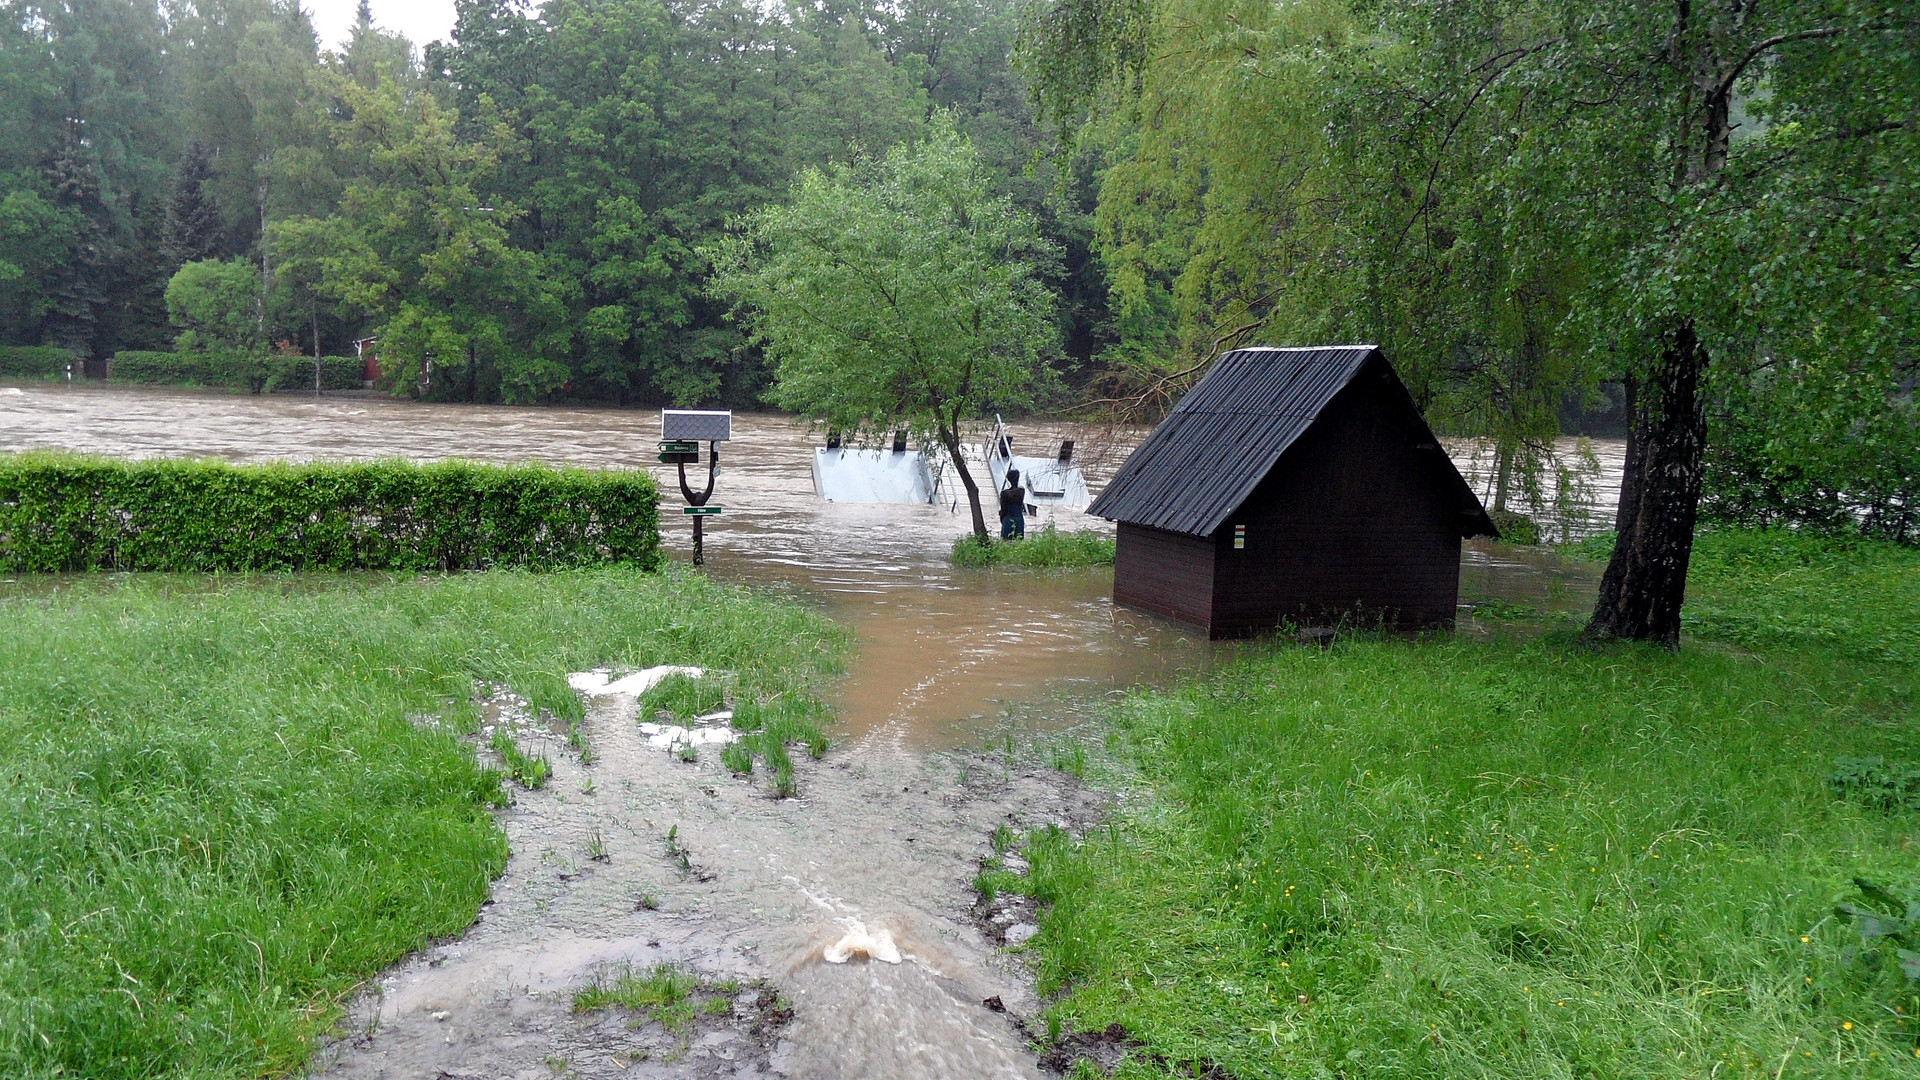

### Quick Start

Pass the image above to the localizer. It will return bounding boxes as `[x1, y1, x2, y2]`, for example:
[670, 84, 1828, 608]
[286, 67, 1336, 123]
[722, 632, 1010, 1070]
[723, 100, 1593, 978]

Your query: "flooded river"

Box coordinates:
[0, 382, 1622, 748]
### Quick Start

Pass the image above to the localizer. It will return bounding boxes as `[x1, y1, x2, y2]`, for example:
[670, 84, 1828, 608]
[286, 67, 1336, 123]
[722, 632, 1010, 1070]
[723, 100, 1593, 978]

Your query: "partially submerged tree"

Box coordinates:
[706, 114, 1062, 540]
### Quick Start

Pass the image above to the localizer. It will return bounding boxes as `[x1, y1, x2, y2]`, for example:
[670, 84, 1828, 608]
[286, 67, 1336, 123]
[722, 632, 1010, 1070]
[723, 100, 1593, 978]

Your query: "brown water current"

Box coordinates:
[0, 382, 1621, 746]
[0, 383, 1207, 747]
[3, 382, 1621, 1077]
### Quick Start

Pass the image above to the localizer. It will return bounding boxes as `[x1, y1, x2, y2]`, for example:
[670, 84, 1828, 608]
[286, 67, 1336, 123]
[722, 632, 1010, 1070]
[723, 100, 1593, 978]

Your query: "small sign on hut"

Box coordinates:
[1088, 345, 1496, 638]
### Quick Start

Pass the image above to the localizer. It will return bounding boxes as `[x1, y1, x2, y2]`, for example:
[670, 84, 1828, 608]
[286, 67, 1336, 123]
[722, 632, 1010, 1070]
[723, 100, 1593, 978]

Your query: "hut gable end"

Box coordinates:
[1092, 345, 1496, 638]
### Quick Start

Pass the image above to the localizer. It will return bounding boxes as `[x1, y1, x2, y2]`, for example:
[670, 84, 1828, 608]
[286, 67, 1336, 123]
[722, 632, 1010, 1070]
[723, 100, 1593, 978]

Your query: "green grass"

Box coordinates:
[726, 693, 830, 796]
[951, 523, 1116, 568]
[640, 672, 731, 720]
[573, 964, 702, 1031]
[572, 963, 749, 1035]
[0, 566, 846, 1080]
[1012, 530, 1920, 1078]
[490, 730, 552, 788]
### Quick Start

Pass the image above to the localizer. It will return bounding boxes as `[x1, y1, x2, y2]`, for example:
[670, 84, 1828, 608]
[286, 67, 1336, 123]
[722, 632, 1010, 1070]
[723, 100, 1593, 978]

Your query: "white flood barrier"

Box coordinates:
[986, 454, 1090, 510]
[812, 447, 937, 504]
[964, 417, 1092, 511]
[810, 422, 1092, 511]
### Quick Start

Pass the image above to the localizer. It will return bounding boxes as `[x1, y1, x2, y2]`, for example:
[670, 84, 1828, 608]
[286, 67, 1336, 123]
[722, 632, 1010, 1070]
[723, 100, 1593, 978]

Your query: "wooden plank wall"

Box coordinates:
[1114, 523, 1216, 628]
[1208, 371, 1463, 636]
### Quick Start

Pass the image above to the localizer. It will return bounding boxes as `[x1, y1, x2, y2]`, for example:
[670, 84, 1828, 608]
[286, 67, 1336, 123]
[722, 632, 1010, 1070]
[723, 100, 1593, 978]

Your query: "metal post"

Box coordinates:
[676, 441, 720, 567]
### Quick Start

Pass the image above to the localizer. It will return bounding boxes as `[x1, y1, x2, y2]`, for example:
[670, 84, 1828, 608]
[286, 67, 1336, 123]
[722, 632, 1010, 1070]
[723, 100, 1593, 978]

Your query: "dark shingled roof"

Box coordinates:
[1088, 345, 1494, 538]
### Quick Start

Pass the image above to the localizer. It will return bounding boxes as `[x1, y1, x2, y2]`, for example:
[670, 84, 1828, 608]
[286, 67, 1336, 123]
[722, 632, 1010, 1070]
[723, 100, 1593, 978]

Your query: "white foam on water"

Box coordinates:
[566, 665, 705, 697]
[637, 723, 739, 749]
[822, 919, 903, 965]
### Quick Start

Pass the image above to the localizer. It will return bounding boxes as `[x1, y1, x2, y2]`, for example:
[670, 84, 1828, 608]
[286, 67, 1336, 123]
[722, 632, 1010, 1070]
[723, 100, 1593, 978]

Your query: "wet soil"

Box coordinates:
[310, 685, 1106, 1080]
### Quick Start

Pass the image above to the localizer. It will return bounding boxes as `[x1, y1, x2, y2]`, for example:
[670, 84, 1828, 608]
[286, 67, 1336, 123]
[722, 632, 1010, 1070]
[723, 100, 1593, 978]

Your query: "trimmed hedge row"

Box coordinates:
[110, 350, 251, 387]
[0, 346, 75, 378]
[0, 454, 662, 572]
[266, 354, 366, 391]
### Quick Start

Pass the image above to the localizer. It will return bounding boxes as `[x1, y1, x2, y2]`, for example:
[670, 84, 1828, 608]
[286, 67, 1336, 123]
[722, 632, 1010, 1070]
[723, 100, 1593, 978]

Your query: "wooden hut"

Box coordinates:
[1088, 345, 1495, 638]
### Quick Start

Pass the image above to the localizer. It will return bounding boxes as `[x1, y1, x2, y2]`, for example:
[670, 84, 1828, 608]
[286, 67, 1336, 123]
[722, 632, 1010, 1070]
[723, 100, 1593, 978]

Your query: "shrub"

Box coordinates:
[0, 454, 661, 572]
[0, 345, 75, 378]
[109, 349, 265, 390]
[1487, 508, 1541, 545]
[266, 354, 365, 392]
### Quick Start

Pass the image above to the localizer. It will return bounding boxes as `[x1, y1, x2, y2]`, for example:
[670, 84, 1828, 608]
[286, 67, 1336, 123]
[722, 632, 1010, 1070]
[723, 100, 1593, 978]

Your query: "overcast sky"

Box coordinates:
[305, 0, 458, 52]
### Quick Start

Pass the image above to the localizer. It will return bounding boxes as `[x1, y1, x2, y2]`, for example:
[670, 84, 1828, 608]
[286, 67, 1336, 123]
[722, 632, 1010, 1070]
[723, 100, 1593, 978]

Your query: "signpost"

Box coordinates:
[659, 410, 732, 565]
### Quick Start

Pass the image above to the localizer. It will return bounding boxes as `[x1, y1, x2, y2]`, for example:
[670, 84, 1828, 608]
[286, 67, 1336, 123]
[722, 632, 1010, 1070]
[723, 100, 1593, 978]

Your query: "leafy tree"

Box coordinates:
[1022, 0, 1918, 642]
[438, 0, 928, 405]
[165, 255, 269, 389]
[0, 185, 81, 341]
[707, 115, 1061, 539]
[165, 257, 262, 353]
[277, 74, 568, 403]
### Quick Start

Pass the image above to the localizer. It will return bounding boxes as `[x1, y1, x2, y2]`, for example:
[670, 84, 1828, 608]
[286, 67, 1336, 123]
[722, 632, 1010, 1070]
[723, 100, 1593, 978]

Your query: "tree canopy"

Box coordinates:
[707, 114, 1061, 538]
[0, 0, 1107, 404]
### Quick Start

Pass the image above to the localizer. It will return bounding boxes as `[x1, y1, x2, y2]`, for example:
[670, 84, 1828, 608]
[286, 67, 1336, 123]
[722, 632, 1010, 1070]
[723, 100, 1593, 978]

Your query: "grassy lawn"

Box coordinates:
[0, 567, 845, 1080]
[952, 524, 1117, 568]
[1005, 531, 1920, 1078]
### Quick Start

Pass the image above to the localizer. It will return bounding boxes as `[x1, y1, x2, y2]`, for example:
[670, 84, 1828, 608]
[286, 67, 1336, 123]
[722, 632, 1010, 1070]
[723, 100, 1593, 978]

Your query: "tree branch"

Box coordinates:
[1718, 26, 1842, 98]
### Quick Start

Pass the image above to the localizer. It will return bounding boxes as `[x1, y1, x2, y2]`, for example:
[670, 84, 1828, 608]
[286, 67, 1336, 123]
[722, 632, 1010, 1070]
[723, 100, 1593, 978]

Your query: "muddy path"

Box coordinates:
[311, 687, 1106, 1080]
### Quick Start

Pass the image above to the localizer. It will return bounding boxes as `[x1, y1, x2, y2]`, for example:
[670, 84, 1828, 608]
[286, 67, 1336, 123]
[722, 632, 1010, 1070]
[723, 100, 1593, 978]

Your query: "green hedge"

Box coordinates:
[110, 349, 256, 388]
[0, 345, 75, 378]
[0, 454, 662, 572]
[266, 354, 366, 391]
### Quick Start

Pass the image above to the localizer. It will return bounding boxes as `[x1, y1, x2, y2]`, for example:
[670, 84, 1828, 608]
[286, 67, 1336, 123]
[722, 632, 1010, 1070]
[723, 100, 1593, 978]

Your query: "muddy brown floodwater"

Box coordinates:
[0, 382, 1625, 1078]
[0, 382, 1622, 745]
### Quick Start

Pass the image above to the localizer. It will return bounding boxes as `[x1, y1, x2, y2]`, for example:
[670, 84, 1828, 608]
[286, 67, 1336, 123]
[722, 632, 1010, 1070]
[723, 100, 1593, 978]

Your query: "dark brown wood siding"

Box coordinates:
[1207, 370, 1463, 636]
[1113, 522, 1216, 629]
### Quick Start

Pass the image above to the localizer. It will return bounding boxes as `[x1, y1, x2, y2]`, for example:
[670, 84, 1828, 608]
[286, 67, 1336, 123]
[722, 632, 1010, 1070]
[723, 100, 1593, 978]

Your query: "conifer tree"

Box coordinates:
[40, 136, 109, 356]
[162, 140, 224, 268]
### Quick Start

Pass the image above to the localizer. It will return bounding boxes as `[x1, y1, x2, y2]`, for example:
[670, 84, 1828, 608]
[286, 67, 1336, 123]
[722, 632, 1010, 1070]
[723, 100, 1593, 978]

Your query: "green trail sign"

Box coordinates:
[682, 505, 723, 515]
[658, 440, 699, 453]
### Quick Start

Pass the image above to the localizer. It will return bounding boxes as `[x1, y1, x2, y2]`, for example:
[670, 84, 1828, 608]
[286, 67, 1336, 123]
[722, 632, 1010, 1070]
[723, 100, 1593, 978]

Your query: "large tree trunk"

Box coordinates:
[940, 424, 990, 541]
[1585, 322, 1709, 646]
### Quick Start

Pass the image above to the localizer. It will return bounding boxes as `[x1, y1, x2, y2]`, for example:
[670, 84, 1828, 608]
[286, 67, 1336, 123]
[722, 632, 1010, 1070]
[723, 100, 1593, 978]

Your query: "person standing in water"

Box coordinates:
[998, 468, 1026, 540]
